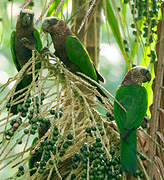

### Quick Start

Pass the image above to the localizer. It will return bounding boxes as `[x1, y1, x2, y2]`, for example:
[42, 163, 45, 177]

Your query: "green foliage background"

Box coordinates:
[0, 0, 161, 179]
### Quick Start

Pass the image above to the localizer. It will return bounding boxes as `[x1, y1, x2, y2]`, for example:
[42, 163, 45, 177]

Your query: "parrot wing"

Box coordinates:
[10, 31, 21, 71]
[114, 85, 148, 133]
[93, 64, 104, 83]
[65, 35, 98, 82]
[33, 29, 42, 52]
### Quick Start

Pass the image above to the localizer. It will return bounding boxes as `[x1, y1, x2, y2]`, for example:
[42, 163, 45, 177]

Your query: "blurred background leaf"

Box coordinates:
[0, 0, 162, 179]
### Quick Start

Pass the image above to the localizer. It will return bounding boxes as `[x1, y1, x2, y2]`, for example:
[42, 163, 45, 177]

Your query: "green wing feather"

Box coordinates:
[33, 29, 42, 52]
[66, 35, 98, 81]
[113, 85, 147, 174]
[10, 31, 21, 71]
[113, 85, 148, 134]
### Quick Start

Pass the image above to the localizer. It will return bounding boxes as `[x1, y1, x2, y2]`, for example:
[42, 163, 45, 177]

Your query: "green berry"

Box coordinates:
[117, 7, 121, 12]
[25, 102, 30, 108]
[116, 174, 122, 179]
[67, 134, 73, 140]
[125, 47, 129, 52]
[72, 163, 78, 169]
[23, 106, 28, 112]
[28, 114, 33, 120]
[53, 130, 58, 136]
[97, 142, 102, 148]
[32, 124, 38, 130]
[24, 129, 29, 134]
[133, 31, 137, 35]
[82, 162, 87, 169]
[8, 130, 14, 137]
[81, 172, 86, 178]
[30, 129, 36, 135]
[100, 131, 104, 136]
[41, 117, 47, 123]
[49, 160, 54, 165]
[10, 119, 17, 126]
[18, 166, 24, 171]
[98, 126, 102, 131]
[53, 136, 58, 142]
[21, 112, 27, 117]
[111, 159, 117, 166]
[71, 173, 76, 179]
[96, 147, 103, 153]
[96, 138, 101, 142]
[59, 150, 65, 157]
[89, 145, 95, 152]
[40, 161, 46, 167]
[131, 23, 135, 28]
[26, 98, 31, 103]
[63, 142, 69, 149]
[38, 168, 44, 174]
[91, 126, 96, 131]
[16, 172, 21, 177]
[86, 127, 91, 133]
[123, 40, 128, 44]
[6, 103, 11, 109]
[50, 109, 55, 115]
[96, 122, 101, 126]
[41, 92, 45, 100]
[17, 118, 22, 125]
[67, 140, 72, 146]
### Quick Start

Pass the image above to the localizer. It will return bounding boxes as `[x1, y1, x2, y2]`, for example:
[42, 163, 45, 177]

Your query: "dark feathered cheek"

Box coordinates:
[142, 76, 148, 83]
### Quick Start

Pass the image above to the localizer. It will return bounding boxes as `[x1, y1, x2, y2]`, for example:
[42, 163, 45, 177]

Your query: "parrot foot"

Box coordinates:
[121, 128, 136, 142]
[20, 38, 36, 50]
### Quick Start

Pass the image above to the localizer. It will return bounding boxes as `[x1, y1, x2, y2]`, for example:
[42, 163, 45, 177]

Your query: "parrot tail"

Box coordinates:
[120, 129, 137, 174]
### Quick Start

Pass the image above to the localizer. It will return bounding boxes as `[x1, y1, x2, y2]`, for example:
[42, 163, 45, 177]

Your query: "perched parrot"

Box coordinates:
[113, 66, 151, 174]
[42, 17, 107, 101]
[10, 9, 42, 114]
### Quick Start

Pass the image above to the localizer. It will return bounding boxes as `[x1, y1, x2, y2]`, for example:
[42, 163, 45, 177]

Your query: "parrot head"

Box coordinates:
[42, 17, 72, 36]
[19, 9, 34, 27]
[122, 66, 151, 86]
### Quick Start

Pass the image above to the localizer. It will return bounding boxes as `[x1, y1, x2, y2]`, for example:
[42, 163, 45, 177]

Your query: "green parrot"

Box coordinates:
[42, 17, 107, 101]
[113, 66, 151, 174]
[10, 9, 42, 114]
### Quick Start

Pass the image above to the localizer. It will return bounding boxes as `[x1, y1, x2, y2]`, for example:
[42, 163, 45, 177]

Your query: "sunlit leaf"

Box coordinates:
[105, 0, 129, 68]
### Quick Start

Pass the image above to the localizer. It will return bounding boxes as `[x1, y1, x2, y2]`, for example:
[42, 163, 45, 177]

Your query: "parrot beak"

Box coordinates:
[145, 71, 151, 82]
[42, 21, 49, 32]
[42, 17, 59, 32]
[22, 14, 31, 26]
[142, 70, 151, 83]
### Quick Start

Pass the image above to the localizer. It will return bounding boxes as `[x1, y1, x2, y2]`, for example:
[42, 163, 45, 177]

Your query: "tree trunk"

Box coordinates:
[148, 2, 164, 179]
[71, 0, 101, 68]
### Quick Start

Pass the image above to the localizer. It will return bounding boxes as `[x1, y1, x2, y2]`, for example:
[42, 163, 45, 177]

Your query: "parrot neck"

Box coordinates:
[121, 72, 132, 86]
[16, 18, 34, 36]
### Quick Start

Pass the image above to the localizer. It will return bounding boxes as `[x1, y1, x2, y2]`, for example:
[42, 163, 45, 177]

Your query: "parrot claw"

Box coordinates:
[20, 37, 36, 50]
[121, 128, 136, 142]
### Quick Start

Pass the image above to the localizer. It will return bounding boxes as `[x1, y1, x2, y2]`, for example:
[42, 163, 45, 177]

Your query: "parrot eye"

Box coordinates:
[140, 68, 151, 82]
[50, 18, 59, 26]
[140, 68, 147, 76]
[21, 13, 33, 26]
